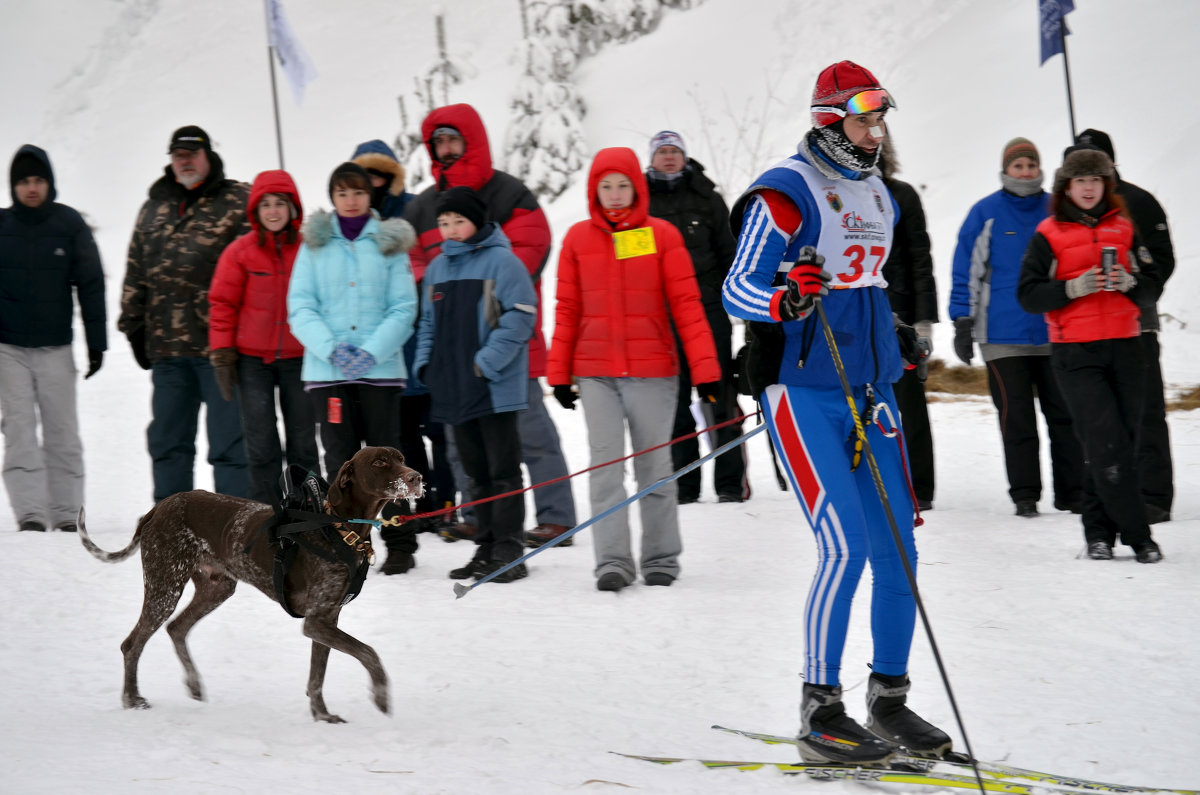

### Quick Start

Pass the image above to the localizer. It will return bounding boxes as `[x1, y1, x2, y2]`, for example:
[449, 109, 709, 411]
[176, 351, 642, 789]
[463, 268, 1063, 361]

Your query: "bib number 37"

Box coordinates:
[837, 245, 886, 284]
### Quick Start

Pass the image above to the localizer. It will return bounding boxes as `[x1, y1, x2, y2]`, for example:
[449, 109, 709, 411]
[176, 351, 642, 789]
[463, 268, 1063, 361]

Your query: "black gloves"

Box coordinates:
[209, 347, 239, 402]
[780, 246, 831, 321]
[553, 384, 578, 410]
[127, 327, 152, 370]
[952, 317, 974, 365]
[695, 381, 721, 403]
[84, 349, 103, 380]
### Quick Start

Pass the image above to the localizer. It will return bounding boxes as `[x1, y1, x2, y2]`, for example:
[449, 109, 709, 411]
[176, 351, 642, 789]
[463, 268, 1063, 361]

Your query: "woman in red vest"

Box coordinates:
[1018, 147, 1163, 563]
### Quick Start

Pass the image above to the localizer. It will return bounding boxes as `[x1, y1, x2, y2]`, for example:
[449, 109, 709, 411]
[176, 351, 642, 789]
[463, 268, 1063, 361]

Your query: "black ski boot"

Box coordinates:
[797, 683, 897, 764]
[864, 672, 952, 758]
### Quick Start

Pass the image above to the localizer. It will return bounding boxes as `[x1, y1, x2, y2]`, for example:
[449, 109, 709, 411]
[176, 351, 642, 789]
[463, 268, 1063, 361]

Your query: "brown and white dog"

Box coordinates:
[78, 446, 422, 723]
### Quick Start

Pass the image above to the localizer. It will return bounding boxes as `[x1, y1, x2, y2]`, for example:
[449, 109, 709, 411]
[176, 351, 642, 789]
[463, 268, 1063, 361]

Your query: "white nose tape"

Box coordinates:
[869, 125, 885, 138]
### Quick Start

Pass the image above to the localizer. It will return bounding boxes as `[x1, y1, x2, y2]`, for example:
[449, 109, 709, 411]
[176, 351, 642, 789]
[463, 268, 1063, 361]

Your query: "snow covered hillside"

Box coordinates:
[2, 2, 1199, 793]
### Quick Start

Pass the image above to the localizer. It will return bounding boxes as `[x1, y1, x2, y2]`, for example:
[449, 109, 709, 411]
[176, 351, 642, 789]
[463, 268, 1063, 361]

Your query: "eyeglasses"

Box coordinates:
[812, 88, 896, 118]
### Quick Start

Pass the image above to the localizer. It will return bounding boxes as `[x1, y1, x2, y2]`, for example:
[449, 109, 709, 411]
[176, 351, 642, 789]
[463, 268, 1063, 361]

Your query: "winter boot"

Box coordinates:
[524, 523, 573, 548]
[797, 684, 897, 764]
[864, 672, 952, 758]
[379, 525, 416, 575]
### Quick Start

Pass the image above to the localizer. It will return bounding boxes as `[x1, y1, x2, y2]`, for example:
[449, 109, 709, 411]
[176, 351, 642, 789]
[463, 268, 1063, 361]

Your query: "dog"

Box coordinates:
[78, 446, 423, 723]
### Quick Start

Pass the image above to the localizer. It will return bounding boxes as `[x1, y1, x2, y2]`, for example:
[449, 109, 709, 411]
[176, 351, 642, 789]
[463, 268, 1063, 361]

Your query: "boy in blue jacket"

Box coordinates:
[414, 187, 538, 582]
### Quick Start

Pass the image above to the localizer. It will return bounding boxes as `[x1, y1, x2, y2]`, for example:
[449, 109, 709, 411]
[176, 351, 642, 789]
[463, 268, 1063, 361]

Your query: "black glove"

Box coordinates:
[695, 381, 721, 404]
[952, 317, 974, 365]
[84, 349, 103, 380]
[552, 384, 578, 410]
[127, 327, 152, 370]
[780, 246, 831, 321]
[209, 348, 239, 402]
[896, 320, 922, 366]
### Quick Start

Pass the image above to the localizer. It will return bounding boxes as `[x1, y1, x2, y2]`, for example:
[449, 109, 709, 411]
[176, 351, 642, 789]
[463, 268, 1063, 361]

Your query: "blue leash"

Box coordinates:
[453, 423, 766, 598]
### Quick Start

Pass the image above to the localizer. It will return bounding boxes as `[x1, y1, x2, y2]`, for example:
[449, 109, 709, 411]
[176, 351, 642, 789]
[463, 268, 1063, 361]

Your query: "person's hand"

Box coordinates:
[209, 347, 239, 401]
[914, 321, 933, 355]
[127, 327, 151, 370]
[331, 342, 360, 371]
[695, 381, 721, 404]
[84, 349, 104, 380]
[343, 348, 377, 380]
[553, 384, 578, 410]
[1065, 267, 1104, 300]
[952, 317, 974, 365]
[780, 246, 831, 321]
[1109, 267, 1136, 293]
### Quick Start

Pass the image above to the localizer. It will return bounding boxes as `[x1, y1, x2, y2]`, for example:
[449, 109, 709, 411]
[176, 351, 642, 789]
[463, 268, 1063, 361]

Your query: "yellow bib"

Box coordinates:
[612, 227, 657, 260]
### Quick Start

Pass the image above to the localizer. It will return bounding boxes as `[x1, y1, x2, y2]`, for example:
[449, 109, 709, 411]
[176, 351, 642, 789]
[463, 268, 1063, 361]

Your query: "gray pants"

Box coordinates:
[579, 376, 680, 582]
[0, 344, 83, 528]
[451, 378, 577, 527]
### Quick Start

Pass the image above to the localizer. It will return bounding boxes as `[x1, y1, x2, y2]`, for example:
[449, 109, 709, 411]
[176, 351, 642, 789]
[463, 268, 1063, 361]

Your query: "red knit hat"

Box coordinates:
[811, 61, 886, 128]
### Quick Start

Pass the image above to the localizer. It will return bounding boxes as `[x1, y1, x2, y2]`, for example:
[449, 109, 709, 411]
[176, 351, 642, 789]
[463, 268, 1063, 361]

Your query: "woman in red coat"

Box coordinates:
[1018, 147, 1163, 563]
[547, 147, 721, 591]
[209, 170, 317, 504]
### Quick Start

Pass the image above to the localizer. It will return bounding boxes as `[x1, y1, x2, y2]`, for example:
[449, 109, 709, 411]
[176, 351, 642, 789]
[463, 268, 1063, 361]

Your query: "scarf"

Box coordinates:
[337, 213, 370, 240]
[602, 207, 634, 227]
[1000, 172, 1045, 197]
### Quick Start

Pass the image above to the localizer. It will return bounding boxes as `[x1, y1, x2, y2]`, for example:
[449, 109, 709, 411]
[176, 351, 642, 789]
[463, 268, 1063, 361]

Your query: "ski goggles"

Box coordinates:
[812, 88, 896, 118]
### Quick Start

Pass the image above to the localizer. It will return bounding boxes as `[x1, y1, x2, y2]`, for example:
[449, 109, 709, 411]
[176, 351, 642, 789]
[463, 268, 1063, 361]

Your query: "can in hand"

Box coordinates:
[1101, 246, 1117, 291]
[327, 396, 343, 424]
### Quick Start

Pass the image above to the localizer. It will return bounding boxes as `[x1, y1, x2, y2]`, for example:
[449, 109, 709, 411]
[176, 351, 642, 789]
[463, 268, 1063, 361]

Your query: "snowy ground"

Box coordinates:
[3, 1, 1200, 793]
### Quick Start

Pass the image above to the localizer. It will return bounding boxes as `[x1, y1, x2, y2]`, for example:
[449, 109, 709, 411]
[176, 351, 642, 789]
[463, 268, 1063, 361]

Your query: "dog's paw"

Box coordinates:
[373, 684, 390, 715]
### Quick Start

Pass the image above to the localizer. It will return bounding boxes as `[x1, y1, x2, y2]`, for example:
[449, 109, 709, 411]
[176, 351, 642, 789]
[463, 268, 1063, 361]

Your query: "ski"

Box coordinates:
[612, 751, 1038, 793]
[711, 725, 1198, 795]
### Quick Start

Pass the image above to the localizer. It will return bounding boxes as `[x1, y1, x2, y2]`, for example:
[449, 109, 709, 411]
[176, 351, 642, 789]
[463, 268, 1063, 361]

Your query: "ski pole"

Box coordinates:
[812, 297, 985, 792]
[453, 423, 766, 598]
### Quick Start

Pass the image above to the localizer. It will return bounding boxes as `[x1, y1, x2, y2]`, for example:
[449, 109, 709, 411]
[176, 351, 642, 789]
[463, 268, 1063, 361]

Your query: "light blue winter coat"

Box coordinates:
[287, 209, 418, 382]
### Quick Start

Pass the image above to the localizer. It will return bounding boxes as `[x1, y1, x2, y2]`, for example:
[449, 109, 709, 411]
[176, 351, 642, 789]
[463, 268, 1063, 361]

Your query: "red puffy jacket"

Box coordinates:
[208, 170, 305, 361]
[547, 147, 719, 385]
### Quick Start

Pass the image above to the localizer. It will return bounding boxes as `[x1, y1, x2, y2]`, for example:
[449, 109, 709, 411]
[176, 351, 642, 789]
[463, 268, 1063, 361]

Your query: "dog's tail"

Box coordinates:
[77, 505, 149, 563]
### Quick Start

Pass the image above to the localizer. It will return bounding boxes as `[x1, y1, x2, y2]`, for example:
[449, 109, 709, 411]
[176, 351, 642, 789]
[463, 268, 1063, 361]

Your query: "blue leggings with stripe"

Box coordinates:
[761, 381, 917, 686]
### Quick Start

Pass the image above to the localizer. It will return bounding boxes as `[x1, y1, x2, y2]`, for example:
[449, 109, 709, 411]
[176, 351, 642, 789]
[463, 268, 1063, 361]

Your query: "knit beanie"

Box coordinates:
[327, 161, 372, 199]
[1001, 137, 1039, 171]
[10, 152, 51, 186]
[648, 130, 687, 161]
[811, 61, 887, 128]
[1052, 148, 1115, 195]
[1075, 128, 1115, 162]
[435, 185, 487, 230]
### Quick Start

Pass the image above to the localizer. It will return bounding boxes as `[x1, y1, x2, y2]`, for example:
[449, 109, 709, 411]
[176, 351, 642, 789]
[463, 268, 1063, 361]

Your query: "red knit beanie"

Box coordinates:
[811, 61, 884, 127]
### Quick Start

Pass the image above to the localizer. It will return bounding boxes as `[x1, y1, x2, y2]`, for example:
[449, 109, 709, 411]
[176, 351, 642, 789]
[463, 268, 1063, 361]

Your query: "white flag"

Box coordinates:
[265, 0, 317, 105]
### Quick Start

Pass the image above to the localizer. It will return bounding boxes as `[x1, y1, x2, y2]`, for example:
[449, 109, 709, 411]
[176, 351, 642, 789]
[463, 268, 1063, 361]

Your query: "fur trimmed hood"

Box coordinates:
[351, 139, 407, 198]
[301, 209, 416, 256]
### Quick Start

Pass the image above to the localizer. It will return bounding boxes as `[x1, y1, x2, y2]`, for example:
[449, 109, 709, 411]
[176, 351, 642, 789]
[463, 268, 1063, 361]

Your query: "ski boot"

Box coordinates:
[864, 672, 952, 758]
[797, 683, 897, 764]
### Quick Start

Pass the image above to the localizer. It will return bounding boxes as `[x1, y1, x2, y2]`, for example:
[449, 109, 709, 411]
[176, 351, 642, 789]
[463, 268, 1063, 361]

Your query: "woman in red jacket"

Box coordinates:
[209, 170, 317, 504]
[1018, 147, 1163, 563]
[548, 147, 721, 591]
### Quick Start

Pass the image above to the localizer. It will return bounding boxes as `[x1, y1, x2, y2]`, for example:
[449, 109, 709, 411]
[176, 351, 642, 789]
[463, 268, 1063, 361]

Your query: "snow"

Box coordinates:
[2, 1, 1200, 792]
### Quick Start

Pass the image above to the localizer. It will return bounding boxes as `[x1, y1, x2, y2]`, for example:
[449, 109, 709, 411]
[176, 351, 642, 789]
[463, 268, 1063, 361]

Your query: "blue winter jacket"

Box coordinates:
[949, 189, 1051, 345]
[413, 223, 537, 425]
[287, 209, 418, 382]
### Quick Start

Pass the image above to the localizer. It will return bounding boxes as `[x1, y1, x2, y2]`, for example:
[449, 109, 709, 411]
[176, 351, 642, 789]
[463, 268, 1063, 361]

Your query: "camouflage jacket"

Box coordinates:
[119, 158, 250, 361]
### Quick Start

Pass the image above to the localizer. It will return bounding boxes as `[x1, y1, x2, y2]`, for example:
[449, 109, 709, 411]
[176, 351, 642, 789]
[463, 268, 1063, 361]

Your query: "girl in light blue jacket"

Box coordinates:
[287, 162, 418, 488]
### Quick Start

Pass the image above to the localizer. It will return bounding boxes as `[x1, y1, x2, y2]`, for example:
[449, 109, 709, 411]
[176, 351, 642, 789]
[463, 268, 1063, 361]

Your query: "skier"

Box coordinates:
[721, 61, 950, 764]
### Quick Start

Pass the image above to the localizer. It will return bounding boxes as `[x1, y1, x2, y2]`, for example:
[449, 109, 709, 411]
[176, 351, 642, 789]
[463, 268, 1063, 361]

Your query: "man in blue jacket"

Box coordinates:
[0, 145, 106, 532]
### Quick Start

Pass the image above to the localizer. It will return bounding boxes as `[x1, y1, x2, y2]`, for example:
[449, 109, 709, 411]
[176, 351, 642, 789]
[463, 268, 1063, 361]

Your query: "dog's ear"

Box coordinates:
[328, 460, 354, 509]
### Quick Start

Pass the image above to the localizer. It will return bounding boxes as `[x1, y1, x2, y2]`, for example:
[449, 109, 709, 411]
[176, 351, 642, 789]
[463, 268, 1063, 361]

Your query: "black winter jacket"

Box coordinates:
[1115, 175, 1174, 332]
[647, 159, 736, 310]
[881, 177, 938, 326]
[0, 145, 106, 351]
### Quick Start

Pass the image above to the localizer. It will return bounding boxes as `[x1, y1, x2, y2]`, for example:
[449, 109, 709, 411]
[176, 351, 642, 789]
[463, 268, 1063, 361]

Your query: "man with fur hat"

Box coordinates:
[1074, 129, 1175, 525]
[0, 145, 106, 532]
[722, 61, 950, 764]
[404, 104, 577, 547]
[119, 125, 250, 501]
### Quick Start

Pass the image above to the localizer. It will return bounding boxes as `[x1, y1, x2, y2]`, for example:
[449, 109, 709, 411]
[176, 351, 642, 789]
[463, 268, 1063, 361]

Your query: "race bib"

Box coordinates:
[613, 227, 657, 259]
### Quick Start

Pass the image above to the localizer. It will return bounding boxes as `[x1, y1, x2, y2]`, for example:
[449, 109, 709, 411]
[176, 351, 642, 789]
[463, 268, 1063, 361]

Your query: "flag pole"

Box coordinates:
[1058, 12, 1077, 139]
[263, 0, 286, 169]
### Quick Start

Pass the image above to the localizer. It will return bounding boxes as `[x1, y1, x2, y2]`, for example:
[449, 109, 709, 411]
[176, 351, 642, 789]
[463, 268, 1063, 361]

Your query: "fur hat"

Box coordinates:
[1001, 137, 1039, 171]
[648, 130, 687, 161]
[435, 185, 487, 230]
[811, 61, 885, 128]
[1052, 148, 1115, 195]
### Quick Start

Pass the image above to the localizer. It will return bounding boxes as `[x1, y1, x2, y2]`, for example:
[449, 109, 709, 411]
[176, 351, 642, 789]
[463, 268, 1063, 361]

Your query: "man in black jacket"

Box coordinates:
[646, 131, 748, 503]
[1074, 129, 1175, 524]
[0, 145, 106, 532]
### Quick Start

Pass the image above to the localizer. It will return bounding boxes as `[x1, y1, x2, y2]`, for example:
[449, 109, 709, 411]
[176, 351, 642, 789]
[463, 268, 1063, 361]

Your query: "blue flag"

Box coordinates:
[1039, 0, 1075, 64]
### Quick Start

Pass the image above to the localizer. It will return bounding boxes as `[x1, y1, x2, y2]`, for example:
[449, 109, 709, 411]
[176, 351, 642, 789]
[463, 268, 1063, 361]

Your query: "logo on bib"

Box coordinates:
[824, 190, 843, 212]
[841, 211, 884, 233]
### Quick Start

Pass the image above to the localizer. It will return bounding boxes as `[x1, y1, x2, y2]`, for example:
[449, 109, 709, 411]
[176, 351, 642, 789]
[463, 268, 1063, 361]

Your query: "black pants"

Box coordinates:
[1137, 332, 1173, 513]
[398, 393, 455, 511]
[1052, 338, 1150, 547]
[985, 355, 1082, 506]
[672, 308, 748, 501]
[453, 411, 525, 563]
[237, 355, 318, 505]
[893, 366, 934, 503]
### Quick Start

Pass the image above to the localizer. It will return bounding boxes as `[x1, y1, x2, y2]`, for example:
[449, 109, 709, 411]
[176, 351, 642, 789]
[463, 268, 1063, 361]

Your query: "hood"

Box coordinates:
[248, 169, 303, 235]
[421, 104, 494, 190]
[351, 139, 407, 198]
[9, 144, 56, 205]
[301, 208, 416, 256]
[587, 147, 650, 230]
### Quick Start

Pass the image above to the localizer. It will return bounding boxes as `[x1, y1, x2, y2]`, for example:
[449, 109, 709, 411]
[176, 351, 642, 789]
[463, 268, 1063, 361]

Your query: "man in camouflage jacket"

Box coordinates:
[118, 125, 251, 501]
